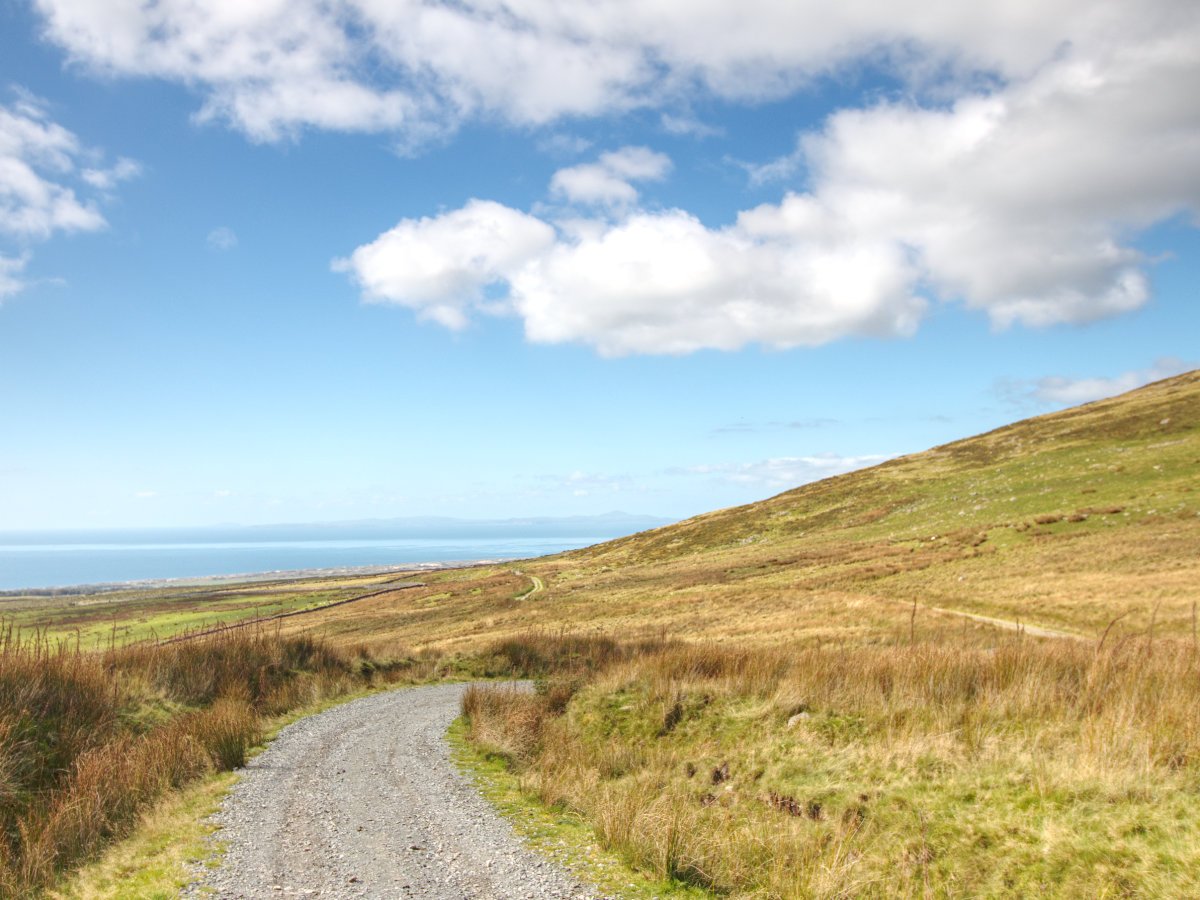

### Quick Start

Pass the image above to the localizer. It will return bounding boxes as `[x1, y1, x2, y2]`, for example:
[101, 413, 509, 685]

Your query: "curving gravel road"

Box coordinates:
[186, 683, 600, 899]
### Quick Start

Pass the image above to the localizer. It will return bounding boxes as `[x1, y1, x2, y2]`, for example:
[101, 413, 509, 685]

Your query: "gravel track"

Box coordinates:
[186, 683, 599, 899]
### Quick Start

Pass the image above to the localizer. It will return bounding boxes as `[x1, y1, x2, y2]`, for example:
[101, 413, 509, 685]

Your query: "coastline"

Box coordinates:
[0, 557, 514, 598]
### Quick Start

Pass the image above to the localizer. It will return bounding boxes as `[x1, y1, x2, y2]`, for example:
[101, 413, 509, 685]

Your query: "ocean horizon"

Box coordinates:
[0, 534, 601, 592]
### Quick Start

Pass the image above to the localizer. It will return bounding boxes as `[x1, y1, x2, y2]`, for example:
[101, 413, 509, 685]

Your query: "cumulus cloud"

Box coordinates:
[35, 0, 1192, 141]
[513, 208, 925, 354]
[683, 454, 889, 488]
[332, 199, 555, 328]
[789, 31, 1200, 330]
[549, 146, 671, 207]
[338, 195, 927, 354]
[336, 4, 1200, 355]
[206, 226, 238, 251]
[1024, 358, 1195, 406]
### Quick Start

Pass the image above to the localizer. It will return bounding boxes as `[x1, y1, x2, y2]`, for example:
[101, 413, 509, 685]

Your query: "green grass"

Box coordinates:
[46, 772, 236, 900]
[463, 634, 1200, 897]
[449, 716, 708, 899]
[1, 571, 423, 646]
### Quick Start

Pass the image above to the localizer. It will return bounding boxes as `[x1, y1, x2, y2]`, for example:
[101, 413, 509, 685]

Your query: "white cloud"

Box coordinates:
[37, 0, 1191, 142]
[1026, 358, 1194, 406]
[337, 4, 1200, 355]
[331, 199, 555, 328]
[550, 165, 638, 207]
[791, 33, 1200, 330]
[730, 21, 1200, 331]
[0, 94, 136, 304]
[660, 113, 722, 138]
[0, 97, 108, 240]
[511, 208, 925, 355]
[535, 133, 593, 157]
[81, 156, 141, 191]
[598, 147, 673, 181]
[0, 253, 29, 300]
[736, 152, 802, 187]
[338, 196, 927, 355]
[207, 226, 238, 251]
[534, 470, 634, 497]
[549, 146, 672, 207]
[683, 454, 889, 488]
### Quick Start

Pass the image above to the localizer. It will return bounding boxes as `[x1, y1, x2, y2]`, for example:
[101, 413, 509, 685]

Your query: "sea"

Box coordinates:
[0, 533, 604, 593]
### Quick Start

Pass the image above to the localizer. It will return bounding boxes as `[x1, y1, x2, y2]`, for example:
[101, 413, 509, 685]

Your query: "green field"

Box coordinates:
[0, 571, 423, 646]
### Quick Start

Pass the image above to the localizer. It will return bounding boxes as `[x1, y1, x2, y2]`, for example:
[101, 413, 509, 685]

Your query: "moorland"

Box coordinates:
[3, 370, 1198, 897]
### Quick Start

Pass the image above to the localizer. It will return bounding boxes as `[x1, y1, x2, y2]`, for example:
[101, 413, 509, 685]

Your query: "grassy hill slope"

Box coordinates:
[17, 371, 1200, 898]
[446, 372, 1200, 897]
[289, 369, 1199, 653]
[19, 372, 1195, 653]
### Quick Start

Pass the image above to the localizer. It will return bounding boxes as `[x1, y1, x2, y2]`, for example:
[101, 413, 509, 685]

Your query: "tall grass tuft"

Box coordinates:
[464, 630, 1200, 897]
[0, 626, 403, 897]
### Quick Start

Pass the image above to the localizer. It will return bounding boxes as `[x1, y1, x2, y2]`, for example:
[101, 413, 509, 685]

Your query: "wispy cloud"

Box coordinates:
[549, 146, 672, 208]
[660, 113, 723, 138]
[0, 92, 137, 302]
[0, 253, 29, 301]
[711, 417, 838, 435]
[206, 227, 238, 251]
[730, 144, 804, 186]
[1011, 357, 1195, 407]
[536, 133, 593, 157]
[81, 157, 141, 191]
[679, 453, 889, 488]
[534, 470, 636, 498]
[0, 95, 110, 240]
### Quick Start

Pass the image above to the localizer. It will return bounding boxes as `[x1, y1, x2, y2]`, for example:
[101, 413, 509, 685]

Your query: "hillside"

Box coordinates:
[285, 369, 1199, 653]
[448, 371, 1200, 898]
[24, 370, 1200, 899]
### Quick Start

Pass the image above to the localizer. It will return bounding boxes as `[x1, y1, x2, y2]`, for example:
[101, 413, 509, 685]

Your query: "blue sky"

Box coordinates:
[1, 0, 1197, 531]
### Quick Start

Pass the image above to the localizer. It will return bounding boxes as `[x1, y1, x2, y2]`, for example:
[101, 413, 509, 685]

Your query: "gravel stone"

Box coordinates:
[184, 683, 601, 899]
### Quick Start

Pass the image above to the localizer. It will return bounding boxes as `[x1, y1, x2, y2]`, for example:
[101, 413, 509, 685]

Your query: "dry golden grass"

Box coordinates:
[269, 371, 1200, 656]
[465, 631, 1200, 897]
[27, 376, 1196, 660]
[7, 372, 1198, 896]
[0, 627, 424, 897]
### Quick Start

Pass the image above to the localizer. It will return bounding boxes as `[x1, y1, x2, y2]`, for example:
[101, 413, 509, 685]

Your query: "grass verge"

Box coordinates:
[0, 627, 448, 897]
[47, 682, 398, 900]
[46, 772, 237, 900]
[449, 716, 707, 899]
[462, 632, 1200, 897]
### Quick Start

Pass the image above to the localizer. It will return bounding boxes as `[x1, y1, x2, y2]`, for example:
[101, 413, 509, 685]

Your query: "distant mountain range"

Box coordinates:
[0, 512, 674, 546]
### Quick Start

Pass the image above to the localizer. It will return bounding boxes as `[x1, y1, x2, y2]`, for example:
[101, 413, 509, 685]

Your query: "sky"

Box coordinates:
[0, 0, 1197, 531]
